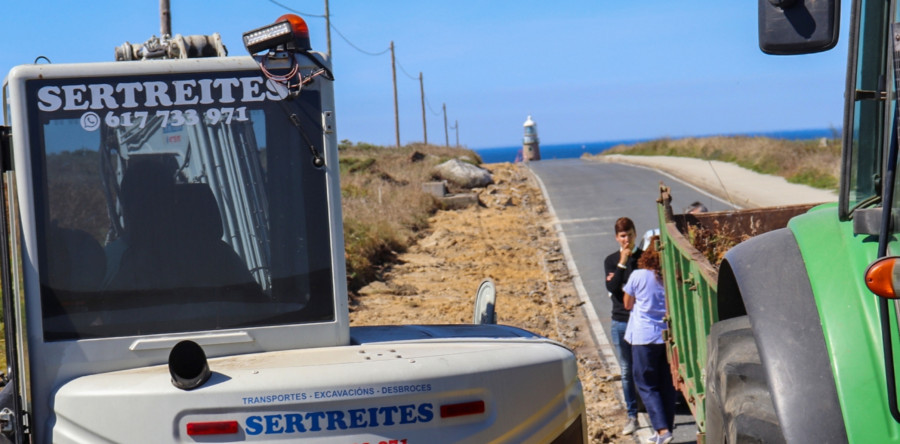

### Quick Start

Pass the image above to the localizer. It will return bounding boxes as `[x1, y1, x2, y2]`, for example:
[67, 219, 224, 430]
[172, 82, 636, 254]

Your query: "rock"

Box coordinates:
[422, 181, 448, 197]
[440, 193, 480, 210]
[358, 281, 390, 295]
[433, 159, 493, 188]
[390, 283, 419, 296]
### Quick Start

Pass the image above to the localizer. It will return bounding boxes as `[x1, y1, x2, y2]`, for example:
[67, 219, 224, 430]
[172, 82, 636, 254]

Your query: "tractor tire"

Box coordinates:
[705, 316, 785, 444]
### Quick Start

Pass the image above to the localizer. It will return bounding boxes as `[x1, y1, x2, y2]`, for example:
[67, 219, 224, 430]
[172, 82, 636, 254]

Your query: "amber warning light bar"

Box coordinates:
[243, 14, 311, 55]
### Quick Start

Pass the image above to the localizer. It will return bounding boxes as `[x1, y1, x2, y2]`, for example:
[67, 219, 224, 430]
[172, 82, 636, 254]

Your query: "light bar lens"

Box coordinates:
[186, 420, 240, 436]
[243, 21, 294, 54]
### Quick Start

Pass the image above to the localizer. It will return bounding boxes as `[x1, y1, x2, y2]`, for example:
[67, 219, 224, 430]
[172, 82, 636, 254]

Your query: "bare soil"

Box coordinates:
[350, 162, 631, 443]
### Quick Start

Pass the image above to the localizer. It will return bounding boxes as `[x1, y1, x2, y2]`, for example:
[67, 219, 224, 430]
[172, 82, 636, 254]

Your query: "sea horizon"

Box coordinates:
[473, 128, 838, 164]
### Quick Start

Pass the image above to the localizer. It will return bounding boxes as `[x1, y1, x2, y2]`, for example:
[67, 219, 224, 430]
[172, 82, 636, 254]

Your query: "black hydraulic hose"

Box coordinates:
[879, 22, 900, 425]
[879, 297, 900, 424]
[878, 130, 900, 423]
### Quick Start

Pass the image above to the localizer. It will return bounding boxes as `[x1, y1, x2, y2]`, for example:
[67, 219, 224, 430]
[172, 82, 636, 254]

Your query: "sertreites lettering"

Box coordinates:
[37, 77, 287, 112]
[243, 403, 435, 436]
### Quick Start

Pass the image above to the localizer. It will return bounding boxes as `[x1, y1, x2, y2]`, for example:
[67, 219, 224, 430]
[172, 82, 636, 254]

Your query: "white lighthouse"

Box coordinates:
[522, 115, 541, 162]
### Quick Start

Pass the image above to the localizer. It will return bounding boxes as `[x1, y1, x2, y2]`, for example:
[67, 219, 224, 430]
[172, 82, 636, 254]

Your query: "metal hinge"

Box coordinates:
[855, 89, 888, 101]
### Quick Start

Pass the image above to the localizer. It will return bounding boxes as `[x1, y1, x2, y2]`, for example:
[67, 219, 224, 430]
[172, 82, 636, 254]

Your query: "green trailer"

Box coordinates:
[655, 187, 818, 441]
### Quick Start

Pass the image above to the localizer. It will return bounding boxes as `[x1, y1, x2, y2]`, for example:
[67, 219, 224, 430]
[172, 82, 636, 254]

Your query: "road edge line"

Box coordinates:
[526, 164, 621, 374]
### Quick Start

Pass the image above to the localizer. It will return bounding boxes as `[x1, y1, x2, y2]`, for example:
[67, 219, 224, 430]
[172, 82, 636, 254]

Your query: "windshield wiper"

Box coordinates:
[255, 53, 329, 168]
[282, 100, 325, 168]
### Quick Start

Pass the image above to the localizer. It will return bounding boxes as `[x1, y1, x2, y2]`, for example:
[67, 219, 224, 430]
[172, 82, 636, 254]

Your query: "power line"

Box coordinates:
[266, 0, 326, 18]
[267, 0, 389, 56]
[329, 23, 391, 56]
[425, 97, 442, 116]
[395, 60, 419, 81]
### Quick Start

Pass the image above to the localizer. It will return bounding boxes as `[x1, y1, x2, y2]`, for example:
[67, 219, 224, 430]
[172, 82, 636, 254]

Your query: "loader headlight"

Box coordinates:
[243, 14, 311, 55]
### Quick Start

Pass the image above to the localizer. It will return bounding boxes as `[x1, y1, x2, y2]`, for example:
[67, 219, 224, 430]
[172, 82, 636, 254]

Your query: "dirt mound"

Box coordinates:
[350, 162, 630, 443]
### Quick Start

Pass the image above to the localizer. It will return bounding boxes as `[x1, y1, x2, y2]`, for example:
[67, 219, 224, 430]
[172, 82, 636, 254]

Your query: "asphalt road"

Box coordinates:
[529, 158, 733, 444]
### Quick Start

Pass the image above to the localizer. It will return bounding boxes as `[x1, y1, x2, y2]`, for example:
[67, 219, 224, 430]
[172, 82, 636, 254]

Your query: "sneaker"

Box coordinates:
[654, 432, 673, 444]
[621, 416, 638, 435]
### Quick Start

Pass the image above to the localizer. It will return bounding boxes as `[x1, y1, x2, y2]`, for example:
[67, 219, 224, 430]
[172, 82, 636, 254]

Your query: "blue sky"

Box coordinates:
[2, 1, 850, 149]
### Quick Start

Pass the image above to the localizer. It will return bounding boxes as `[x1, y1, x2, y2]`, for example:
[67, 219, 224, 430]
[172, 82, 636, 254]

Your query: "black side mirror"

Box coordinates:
[759, 0, 840, 55]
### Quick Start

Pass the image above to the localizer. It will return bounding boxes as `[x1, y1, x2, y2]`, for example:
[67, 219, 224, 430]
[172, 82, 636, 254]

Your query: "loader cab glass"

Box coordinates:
[28, 71, 335, 340]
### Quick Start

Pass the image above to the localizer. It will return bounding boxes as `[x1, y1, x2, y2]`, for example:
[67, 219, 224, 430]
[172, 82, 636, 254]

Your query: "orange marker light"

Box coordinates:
[277, 14, 310, 42]
[866, 256, 900, 299]
[186, 420, 240, 436]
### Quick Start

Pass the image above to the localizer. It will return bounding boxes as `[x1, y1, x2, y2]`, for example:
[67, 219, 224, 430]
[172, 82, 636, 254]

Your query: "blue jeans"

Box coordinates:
[633, 343, 677, 432]
[610, 320, 638, 418]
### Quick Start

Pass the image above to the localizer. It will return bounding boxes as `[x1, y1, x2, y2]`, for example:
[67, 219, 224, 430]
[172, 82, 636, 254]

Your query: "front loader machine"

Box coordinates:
[0, 14, 586, 443]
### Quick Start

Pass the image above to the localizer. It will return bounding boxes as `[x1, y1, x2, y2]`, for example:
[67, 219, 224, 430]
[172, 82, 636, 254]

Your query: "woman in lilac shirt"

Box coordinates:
[623, 237, 676, 444]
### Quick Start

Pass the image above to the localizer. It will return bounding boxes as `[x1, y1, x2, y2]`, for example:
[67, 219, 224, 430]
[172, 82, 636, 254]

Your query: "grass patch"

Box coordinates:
[597, 135, 841, 190]
[339, 141, 483, 292]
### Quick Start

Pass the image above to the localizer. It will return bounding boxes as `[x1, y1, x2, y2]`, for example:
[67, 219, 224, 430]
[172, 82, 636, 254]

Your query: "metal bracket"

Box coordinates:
[853, 207, 884, 236]
[0, 408, 15, 434]
[323, 111, 335, 134]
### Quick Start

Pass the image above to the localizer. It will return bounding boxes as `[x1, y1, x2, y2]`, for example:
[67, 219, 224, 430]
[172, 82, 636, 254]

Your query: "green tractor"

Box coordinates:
[657, 1, 900, 442]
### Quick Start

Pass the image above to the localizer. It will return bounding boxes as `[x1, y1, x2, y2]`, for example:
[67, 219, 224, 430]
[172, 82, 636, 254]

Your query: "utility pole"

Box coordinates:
[443, 103, 449, 147]
[324, 0, 332, 58]
[160, 0, 171, 37]
[391, 42, 400, 148]
[419, 72, 427, 145]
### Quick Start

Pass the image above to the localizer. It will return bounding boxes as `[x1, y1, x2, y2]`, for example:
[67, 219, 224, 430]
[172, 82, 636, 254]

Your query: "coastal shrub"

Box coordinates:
[600, 135, 840, 190]
[339, 157, 376, 174]
[789, 168, 839, 189]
